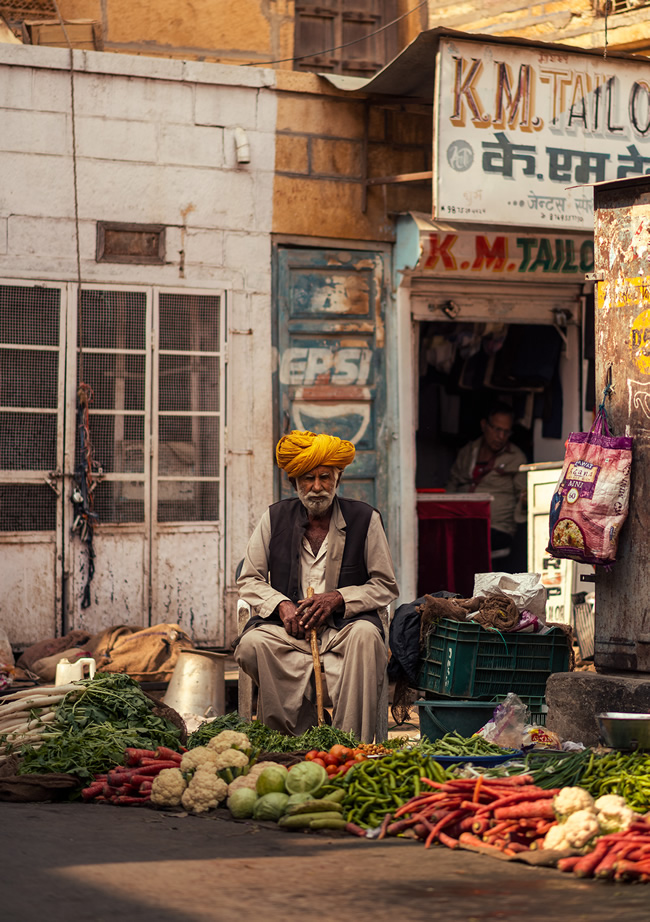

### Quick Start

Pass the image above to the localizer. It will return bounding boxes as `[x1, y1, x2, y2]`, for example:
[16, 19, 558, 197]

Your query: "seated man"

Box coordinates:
[446, 403, 527, 572]
[235, 429, 399, 742]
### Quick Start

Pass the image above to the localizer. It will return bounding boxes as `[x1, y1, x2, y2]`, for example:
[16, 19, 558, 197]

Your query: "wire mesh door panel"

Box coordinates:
[0, 282, 65, 646]
[151, 290, 225, 646]
[66, 287, 151, 633]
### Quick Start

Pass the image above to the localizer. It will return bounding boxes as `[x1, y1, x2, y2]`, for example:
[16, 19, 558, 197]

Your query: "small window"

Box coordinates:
[594, 0, 650, 13]
[96, 222, 166, 266]
[294, 0, 398, 77]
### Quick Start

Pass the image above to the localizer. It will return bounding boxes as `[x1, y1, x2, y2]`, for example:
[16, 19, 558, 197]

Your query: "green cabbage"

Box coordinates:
[255, 764, 289, 796]
[227, 788, 258, 819]
[285, 792, 313, 807]
[253, 792, 289, 821]
[285, 761, 328, 795]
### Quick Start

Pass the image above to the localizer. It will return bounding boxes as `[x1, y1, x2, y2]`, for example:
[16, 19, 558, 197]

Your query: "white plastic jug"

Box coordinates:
[55, 657, 96, 686]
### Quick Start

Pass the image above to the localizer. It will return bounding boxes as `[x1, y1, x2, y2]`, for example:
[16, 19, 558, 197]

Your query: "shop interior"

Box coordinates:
[414, 316, 579, 599]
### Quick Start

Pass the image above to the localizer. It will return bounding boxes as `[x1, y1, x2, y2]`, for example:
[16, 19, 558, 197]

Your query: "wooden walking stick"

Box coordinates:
[307, 587, 325, 727]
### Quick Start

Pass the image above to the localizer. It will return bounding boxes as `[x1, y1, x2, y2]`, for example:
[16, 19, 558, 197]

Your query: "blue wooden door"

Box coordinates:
[275, 246, 388, 513]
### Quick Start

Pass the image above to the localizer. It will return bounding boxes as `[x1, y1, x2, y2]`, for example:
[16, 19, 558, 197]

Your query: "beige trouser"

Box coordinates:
[234, 619, 386, 742]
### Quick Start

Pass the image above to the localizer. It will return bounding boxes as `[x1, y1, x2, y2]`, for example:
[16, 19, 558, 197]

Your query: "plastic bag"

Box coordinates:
[547, 408, 633, 566]
[522, 726, 563, 750]
[478, 692, 529, 750]
[472, 572, 547, 620]
[510, 610, 541, 633]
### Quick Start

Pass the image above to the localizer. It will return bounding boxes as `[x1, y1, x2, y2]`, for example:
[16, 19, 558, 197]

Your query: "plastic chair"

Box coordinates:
[236, 600, 390, 743]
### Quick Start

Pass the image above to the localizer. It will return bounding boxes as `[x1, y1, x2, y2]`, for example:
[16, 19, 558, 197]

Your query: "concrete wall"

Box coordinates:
[0, 43, 278, 636]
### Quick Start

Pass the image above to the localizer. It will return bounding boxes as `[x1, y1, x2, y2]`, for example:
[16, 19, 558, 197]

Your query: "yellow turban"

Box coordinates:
[276, 430, 355, 478]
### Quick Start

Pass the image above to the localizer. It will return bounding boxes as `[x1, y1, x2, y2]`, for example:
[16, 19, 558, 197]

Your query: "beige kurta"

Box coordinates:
[234, 498, 399, 741]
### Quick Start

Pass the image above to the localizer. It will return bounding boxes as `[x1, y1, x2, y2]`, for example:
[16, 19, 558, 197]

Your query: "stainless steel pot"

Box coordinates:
[597, 712, 650, 750]
[163, 648, 226, 717]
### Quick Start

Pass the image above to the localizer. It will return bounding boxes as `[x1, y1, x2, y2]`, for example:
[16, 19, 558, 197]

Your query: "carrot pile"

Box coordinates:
[382, 774, 558, 854]
[557, 820, 650, 881]
[81, 746, 182, 806]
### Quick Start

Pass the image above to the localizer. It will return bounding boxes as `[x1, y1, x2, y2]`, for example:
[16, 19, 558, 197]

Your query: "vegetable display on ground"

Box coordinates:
[416, 732, 520, 759]
[188, 712, 358, 753]
[327, 748, 452, 830]
[0, 674, 182, 783]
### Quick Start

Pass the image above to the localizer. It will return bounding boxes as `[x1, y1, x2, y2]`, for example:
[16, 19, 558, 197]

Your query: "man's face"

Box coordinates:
[295, 465, 339, 516]
[481, 412, 513, 454]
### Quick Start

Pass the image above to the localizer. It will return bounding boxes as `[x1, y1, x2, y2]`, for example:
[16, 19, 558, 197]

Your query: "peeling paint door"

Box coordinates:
[149, 290, 225, 646]
[66, 286, 225, 646]
[275, 247, 388, 512]
[0, 281, 66, 647]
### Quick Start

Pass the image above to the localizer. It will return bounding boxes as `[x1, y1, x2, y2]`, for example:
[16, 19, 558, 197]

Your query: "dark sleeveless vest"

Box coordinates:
[245, 496, 382, 634]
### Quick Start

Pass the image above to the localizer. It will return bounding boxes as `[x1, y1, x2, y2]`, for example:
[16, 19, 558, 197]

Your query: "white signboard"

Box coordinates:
[435, 37, 650, 230]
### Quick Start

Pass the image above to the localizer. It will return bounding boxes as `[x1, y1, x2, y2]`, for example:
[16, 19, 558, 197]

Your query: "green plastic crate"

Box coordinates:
[415, 699, 497, 742]
[417, 619, 570, 700]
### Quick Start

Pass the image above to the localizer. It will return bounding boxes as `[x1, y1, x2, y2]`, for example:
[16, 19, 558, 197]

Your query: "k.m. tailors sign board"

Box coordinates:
[434, 36, 650, 230]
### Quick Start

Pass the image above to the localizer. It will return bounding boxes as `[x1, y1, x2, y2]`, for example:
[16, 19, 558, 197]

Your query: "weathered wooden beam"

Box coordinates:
[366, 170, 433, 186]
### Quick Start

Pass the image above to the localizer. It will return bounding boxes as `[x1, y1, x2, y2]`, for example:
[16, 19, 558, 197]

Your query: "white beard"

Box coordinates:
[296, 483, 336, 516]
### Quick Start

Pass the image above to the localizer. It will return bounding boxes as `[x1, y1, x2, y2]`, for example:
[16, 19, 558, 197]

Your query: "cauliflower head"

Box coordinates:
[228, 774, 258, 795]
[594, 794, 636, 834]
[542, 823, 571, 852]
[562, 808, 600, 849]
[247, 761, 279, 778]
[215, 748, 249, 771]
[150, 767, 187, 807]
[181, 746, 218, 772]
[181, 768, 228, 814]
[207, 730, 251, 753]
[553, 786, 595, 821]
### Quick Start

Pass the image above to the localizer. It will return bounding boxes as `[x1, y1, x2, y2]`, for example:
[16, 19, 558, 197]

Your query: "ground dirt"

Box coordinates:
[2, 801, 650, 922]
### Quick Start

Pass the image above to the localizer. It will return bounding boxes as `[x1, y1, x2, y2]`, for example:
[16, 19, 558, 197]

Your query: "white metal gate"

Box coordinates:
[0, 281, 226, 649]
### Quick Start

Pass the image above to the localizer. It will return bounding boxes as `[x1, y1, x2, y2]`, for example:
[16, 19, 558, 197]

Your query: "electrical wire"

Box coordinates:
[51, 0, 83, 380]
[245, 0, 427, 67]
[52, 2, 98, 608]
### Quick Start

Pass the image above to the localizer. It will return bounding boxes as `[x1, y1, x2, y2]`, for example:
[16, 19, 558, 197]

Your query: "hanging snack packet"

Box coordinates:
[547, 408, 632, 567]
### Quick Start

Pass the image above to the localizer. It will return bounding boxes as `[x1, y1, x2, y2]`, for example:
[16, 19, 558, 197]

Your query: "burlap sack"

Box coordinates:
[89, 622, 194, 683]
[17, 630, 92, 672]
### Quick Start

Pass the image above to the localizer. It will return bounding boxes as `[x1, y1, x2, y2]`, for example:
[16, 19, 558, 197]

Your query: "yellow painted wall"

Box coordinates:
[50, 2, 650, 246]
[272, 72, 431, 241]
[53, 0, 650, 60]
[57, 0, 295, 65]
[425, 1, 650, 53]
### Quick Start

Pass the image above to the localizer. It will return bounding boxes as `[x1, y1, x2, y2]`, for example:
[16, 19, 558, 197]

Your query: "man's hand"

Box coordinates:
[296, 590, 344, 633]
[277, 600, 305, 638]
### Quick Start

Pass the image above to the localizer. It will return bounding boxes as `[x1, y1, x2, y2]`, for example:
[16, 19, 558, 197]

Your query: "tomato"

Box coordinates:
[329, 745, 351, 762]
[304, 750, 319, 762]
[342, 759, 356, 771]
[323, 753, 340, 767]
[326, 764, 340, 776]
[353, 752, 367, 762]
[316, 751, 329, 761]
[311, 758, 326, 768]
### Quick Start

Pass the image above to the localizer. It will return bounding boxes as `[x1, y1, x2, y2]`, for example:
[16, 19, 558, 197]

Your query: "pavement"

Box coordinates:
[2, 800, 650, 922]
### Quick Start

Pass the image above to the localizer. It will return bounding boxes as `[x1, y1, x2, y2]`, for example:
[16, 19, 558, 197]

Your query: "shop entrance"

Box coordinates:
[413, 314, 574, 598]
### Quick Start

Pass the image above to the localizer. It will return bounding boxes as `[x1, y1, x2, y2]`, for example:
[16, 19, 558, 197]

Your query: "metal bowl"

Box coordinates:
[597, 712, 650, 750]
